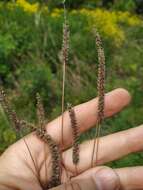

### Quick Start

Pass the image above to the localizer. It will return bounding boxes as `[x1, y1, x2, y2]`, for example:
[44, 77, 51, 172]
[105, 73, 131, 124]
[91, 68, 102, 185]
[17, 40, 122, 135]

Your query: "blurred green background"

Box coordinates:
[0, 0, 143, 168]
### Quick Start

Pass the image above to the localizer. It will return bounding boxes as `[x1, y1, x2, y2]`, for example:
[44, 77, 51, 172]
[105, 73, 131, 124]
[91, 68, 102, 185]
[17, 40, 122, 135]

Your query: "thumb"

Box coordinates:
[50, 167, 121, 190]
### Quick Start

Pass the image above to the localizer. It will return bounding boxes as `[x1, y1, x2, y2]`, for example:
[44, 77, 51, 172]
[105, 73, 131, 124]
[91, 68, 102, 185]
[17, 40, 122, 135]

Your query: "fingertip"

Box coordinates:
[105, 88, 131, 117]
[114, 88, 131, 104]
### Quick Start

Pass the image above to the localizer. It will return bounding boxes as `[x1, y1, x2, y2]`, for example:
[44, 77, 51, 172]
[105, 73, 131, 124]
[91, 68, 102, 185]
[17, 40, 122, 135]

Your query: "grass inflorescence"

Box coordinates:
[91, 29, 106, 167]
[0, 3, 106, 189]
[67, 103, 80, 166]
[0, 89, 62, 189]
[36, 93, 61, 189]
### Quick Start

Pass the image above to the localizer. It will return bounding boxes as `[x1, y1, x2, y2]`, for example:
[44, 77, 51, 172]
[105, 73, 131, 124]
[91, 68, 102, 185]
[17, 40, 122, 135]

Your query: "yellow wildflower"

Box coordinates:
[16, 0, 39, 13]
[51, 8, 63, 18]
[78, 8, 141, 46]
[117, 11, 141, 26]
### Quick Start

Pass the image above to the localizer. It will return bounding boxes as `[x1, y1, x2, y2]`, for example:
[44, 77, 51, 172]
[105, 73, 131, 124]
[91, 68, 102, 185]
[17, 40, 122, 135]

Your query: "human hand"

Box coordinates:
[0, 88, 143, 190]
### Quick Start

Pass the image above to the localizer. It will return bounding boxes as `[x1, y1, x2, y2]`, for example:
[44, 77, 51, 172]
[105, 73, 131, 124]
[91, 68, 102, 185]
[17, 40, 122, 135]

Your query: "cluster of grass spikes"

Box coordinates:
[0, 1, 106, 189]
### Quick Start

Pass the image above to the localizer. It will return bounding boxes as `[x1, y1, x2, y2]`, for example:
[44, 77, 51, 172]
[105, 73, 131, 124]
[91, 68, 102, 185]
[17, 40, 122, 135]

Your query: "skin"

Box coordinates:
[0, 88, 143, 190]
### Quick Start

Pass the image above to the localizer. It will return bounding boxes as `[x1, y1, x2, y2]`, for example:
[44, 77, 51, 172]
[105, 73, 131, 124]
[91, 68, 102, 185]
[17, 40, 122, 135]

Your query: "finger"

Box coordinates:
[73, 166, 121, 190]
[50, 179, 97, 190]
[51, 167, 120, 190]
[63, 125, 143, 173]
[115, 167, 143, 190]
[46, 88, 131, 149]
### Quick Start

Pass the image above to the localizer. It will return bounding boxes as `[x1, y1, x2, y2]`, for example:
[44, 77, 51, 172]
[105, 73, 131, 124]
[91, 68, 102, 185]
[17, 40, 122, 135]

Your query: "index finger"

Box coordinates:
[46, 88, 131, 149]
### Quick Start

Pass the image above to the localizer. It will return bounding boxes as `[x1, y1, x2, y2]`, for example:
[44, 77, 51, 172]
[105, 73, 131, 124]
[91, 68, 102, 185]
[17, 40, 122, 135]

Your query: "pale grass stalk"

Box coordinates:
[61, 1, 70, 146]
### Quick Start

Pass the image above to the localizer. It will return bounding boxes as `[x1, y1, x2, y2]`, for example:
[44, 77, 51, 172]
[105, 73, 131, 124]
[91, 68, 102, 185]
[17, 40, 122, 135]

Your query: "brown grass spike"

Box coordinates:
[0, 88, 43, 187]
[0, 89, 36, 132]
[91, 30, 105, 167]
[36, 93, 61, 189]
[36, 128, 61, 189]
[36, 93, 46, 130]
[0, 88, 22, 132]
[36, 92, 48, 188]
[67, 103, 80, 166]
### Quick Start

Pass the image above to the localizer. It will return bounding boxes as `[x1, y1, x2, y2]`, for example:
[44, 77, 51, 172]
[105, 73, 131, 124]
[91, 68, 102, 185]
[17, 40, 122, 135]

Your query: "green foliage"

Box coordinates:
[0, 34, 16, 81]
[112, 0, 136, 12]
[33, 0, 99, 9]
[0, 34, 16, 59]
[48, 0, 85, 9]
[29, 0, 140, 13]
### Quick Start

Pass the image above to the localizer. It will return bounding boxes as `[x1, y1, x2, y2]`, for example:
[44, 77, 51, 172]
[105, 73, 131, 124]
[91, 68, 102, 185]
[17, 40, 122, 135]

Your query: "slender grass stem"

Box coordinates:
[61, 1, 69, 146]
[23, 136, 44, 188]
[61, 63, 66, 146]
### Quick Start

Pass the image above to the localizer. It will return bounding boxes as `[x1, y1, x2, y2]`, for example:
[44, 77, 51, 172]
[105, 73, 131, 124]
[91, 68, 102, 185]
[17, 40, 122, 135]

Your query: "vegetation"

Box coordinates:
[0, 0, 143, 169]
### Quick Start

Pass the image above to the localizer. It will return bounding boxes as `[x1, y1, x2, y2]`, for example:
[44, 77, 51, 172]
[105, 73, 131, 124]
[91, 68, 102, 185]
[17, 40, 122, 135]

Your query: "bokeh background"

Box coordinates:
[0, 0, 143, 168]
